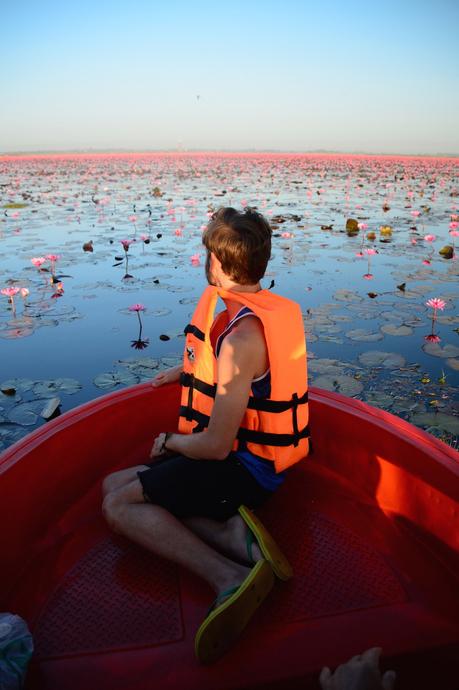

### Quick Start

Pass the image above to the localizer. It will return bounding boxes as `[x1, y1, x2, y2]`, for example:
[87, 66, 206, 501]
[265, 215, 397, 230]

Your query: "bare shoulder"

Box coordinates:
[222, 316, 269, 377]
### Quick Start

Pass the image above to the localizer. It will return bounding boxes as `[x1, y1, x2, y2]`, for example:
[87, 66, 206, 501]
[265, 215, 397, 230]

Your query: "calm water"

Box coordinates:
[0, 152, 458, 451]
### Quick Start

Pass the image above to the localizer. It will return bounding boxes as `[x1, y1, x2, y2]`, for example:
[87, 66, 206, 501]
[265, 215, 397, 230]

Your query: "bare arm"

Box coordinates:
[151, 364, 182, 387]
[150, 328, 262, 460]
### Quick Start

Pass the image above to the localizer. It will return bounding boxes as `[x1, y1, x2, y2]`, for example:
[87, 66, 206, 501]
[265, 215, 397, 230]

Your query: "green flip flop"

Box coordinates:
[239, 505, 293, 581]
[194, 559, 274, 665]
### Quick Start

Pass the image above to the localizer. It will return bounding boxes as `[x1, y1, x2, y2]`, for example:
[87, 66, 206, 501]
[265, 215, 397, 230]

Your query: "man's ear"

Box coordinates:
[210, 252, 222, 273]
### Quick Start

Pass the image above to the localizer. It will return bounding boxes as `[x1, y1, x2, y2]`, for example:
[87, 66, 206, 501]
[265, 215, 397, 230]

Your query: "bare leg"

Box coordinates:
[183, 515, 262, 564]
[102, 479, 252, 596]
[102, 467, 262, 563]
[102, 466, 149, 498]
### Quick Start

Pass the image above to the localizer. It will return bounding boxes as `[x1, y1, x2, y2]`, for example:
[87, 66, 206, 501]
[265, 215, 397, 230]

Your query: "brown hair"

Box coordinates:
[202, 207, 272, 285]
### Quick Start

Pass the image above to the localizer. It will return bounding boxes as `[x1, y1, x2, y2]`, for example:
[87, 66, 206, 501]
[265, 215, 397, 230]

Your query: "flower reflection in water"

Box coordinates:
[129, 303, 149, 350]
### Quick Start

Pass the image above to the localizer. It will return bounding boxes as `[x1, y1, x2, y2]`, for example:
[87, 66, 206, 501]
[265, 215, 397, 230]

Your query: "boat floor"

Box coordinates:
[14, 460, 459, 690]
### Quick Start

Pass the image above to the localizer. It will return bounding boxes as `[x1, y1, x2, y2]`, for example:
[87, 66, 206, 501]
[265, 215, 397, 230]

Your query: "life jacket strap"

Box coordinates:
[184, 323, 206, 341]
[179, 406, 310, 448]
[180, 372, 308, 413]
[185, 374, 195, 421]
[291, 392, 300, 447]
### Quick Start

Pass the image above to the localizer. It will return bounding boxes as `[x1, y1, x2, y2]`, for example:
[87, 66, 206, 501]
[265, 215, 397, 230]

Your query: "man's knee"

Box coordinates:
[102, 473, 118, 498]
[102, 491, 126, 533]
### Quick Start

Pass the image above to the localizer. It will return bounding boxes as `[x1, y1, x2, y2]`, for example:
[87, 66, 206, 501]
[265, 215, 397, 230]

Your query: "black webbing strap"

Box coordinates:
[178, 406, 310, 447]
[180, 372, 308, 413]
[236, 423, 310, 447]
[179, 406, 210, 429]
[291, 392, 300, 447]
[250, 389, 308, 414]
[184, 324, 205, 341]
[180, 372, 216, 398]
[185, 374, 195, 421]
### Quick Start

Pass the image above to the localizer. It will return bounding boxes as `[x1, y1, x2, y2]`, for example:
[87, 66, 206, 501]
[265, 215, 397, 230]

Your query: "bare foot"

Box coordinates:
[214, 561, 253, 604]
[224, 514, 263, 565]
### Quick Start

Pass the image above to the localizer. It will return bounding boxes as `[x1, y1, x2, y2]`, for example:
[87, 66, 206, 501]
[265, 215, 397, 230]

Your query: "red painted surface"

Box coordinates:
[1, 383, 458, 689]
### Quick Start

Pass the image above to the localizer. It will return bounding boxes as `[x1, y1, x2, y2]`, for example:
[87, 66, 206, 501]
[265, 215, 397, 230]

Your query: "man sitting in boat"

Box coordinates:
[102, 206, 310, 663]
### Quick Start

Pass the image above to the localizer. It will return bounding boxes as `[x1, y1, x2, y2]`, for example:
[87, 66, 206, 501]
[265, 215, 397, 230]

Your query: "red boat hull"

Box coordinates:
[1, 383, 458, 689]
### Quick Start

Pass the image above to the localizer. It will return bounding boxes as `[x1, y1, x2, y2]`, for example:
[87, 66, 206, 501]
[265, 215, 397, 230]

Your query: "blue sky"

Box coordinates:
[2, 0, 458, 154]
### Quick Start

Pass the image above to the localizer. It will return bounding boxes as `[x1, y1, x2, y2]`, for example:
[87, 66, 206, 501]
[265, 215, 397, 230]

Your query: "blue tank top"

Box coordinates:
[214, 306, 285, 491]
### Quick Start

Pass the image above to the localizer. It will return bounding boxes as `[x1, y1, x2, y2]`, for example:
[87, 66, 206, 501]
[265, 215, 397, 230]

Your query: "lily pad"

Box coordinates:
[358, 351, 406, 368]
[307, 358, 344, 375]
[1, 378, 34, 394]
[446, 358, 459, 371]
[40, 397, 61, 419]
[380, 324, 413, 336]
[436, 314, 459, 325]
[422, 343, 459, 359]
[160, 355, 182, 368]
[118, 356, 159, 370]
[7, 399, 50, 426]
[333, 289, 363, 302]
[33, 378, 82, 397]
[93, 370, 140, 389]
[364, 391, 394, 409]
[411, 412, 459, 435]
[149, 308, 172, 317]
[346, 329, 384, 342]
[312, 374, 364, 397]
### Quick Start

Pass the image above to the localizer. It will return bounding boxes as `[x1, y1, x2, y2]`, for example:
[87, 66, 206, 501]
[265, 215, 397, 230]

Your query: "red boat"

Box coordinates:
[1, 382, 458, 689]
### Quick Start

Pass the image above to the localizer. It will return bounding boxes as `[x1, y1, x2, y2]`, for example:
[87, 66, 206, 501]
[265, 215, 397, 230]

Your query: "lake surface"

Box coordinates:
[1, 152, 458, 452]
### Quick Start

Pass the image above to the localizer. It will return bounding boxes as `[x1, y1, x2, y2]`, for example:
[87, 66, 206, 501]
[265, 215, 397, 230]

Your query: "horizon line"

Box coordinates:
[1, 147, 459, 159]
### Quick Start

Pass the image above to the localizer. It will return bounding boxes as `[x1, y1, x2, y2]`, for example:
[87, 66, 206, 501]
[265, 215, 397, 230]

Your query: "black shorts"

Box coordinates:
[136, 452, 273, 521]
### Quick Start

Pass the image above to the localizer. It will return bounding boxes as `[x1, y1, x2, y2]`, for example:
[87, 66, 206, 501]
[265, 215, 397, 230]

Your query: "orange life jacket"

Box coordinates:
[178, 285, 310, 473]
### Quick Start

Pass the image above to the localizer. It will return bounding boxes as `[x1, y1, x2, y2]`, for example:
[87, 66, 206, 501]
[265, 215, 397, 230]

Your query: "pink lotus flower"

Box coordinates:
[364, 248, 377, 255]
[355, 251, 364, 257]
[128, 303, 146, 312]
[358, 223, 368, 230]
[128, 215, 137, 223]
[45, 254, 60, 262]
[424, 333, 441, 343]
[449, 221, 459, 230]
[424, 234, 436, 242]
[449, 230, 459, 238]
[190, 253, 201, 265]
[1, 286, 20, 311]
[31, 257, 46, 268]
[140, 234, 149, 241]
[281, 232, 293, 238]
[1, 287, 20, 297]
[174, 228, 183, 236]
[411, 210, 420, 217]
[363, 273, 374, 280]
[422, 259, 431, 265]
[425, 298, 446, 311]
[19, 288, 29, 298]
[121, 239, 133, 251]
[411, 238, 417, 245]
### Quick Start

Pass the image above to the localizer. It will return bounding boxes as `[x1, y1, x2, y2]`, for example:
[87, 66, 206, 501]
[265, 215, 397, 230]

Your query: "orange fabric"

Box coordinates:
[178, 286, 310, 473]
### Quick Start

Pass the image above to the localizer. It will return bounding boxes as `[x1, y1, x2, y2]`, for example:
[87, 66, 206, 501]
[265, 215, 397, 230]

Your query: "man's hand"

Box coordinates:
[319, 647, 396, 690]
[151, 365, 182, 388]
[149, 432, 169, 460]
